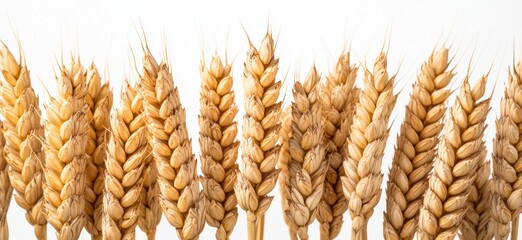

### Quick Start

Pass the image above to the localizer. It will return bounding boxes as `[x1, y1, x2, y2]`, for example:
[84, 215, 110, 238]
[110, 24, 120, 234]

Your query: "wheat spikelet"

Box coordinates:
[460, 159, 493, 240]
[102, 80, 146, 239]
[285, 66, 326, 240]
[139, 48, 206, 240]
[383, 48, 453, 240]
[315, 52, 359, 240]
[0, 43, 47, 239]
[0, 121, 12, 239]
[43, 57, 89, 240]
[278, 105, 298, 240]
[199, 55, 240, 240]
[418, 75, 490, 239]
[235, 31, 282, 240]
[341, 52, 397, 240]
[491, 62, 522, 239]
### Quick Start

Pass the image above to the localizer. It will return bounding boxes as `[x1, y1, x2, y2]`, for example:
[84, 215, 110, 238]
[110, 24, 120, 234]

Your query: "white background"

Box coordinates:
[1, 0, 522, 239]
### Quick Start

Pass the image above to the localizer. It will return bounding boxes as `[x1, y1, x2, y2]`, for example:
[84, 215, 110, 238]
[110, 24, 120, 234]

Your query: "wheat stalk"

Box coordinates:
[491, 62, 522, 240]
[199, 55, 240, 240]
[235, 31, 282, 240]
[316, 52, 359, 240]
[341, 52, 397, 240]
[460, 159, 493, 240]
[278, 105, 298, 240]
[418, 75, 490, 239]
[139, 48, 206, 240]
[285, 66, 326, 240]
[0, 121, 12, 239]
[43, 57, 89, 240]
[383, 48, 453, 240]
[0, 43, 47, 239]
[102, 80, 146, 239]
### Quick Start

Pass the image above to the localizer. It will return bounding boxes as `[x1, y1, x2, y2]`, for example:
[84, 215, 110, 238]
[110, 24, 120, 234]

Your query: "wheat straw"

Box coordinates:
[342, 52, 397, 240]
[383, 48, 453, 240]
[199, 55, 240, 240]
[0, 121, 12, 239]
[418, 75, 490, 239]
[316, 52, 359, 240]
[0, 43, 47, 239]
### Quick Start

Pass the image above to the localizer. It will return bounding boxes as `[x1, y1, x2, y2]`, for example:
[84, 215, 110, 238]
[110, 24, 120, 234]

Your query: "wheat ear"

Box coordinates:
[491, 62, 522, 239]
[139, 49, 206, 240]
[279, 105, 298, 240]
[418, 75, 490, 239]
[342, 52, 397, 240]
[43, 57, 89, 240]
[235, 31, 282, 240]
[199, 55, 240, 240]
[383, 48, 453, 240]
[285, 66, 326, 240]
[0, 121, 12, 239]
[0, 43, 47, 239]
[102, 80, 146, 239]
[316, 52, 359, 240]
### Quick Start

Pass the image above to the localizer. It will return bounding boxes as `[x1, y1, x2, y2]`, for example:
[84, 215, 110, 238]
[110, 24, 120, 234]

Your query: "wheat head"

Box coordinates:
[43, 57, 89, 240]
[383, 48, 453, 240]
[0, 43, 47, 239]
[341, 52, 397, 240]
[0, 121, 12, 239]
[491, 62, 522, 239]
[315, 52, 359, 240]
[102, 80, 146, 239]
[139, 49, 206, 240]
[418, 75, 490, 239]
[199, 55, 240, 240]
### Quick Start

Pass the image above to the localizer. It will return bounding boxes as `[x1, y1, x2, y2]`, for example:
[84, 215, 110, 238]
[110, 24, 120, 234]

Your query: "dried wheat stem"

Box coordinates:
[342, 52, 397, 240]
[279, 106, 298, 240]
[383, 48, 453, 240]
[0, 43, 47, 239]
[199, 55, 240, 240]
[418, 75, 490, 239]
[0, 121, 12, 239]
[139, 49, 206, 240]
[235, 32, 282, 240]
[43, 57, 89, 240]
[491, 62, 522, 239]
[285, 66, 326, 240]
[316, 52, 359, 240]
[102, 80, 146, 240]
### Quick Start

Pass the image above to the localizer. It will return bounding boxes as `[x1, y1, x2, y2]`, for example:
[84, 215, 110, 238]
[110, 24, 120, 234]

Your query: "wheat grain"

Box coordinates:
[341, 52, 397, 240]
[383, 48, 453, 240]
[199, 55, 240, 240]
[0, 121, 12, 239]
[418, 75, 490, 239]
[102, 80, 146, 239]
[285, 66, 326, 240]
[315, 52, 359, 240]
[491, 62, 522, 239]
[235, 31, 282, 240]
[139, 48, 206, 240]
[43, 57, 89, 240]
[0, 43, 47, 239]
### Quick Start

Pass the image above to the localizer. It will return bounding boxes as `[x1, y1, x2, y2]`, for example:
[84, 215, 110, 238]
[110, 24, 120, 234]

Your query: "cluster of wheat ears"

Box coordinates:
[0, 31, 521, 240]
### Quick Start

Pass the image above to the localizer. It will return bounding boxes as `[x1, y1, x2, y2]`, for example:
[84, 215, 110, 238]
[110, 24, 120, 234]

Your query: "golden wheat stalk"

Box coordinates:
[0, 121, 12, 239]
[43, 57, 89, 240]
[199, 55, 240, 240]
[418, 75, 490, 239]
[342, 52, 397, 240]
[0, 43, 47, 239]
[235, 31, 282, 240]
[316, 52, 359, 240]
[383, 48, 453, 240]
[139, 48, 206, 240]
[102, 80, 146, 239]
[491, 62, 522, 240]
